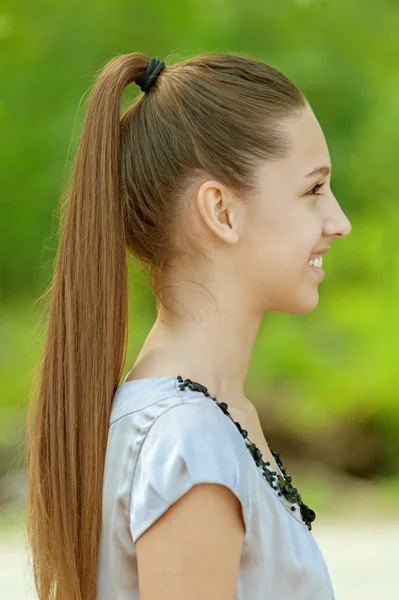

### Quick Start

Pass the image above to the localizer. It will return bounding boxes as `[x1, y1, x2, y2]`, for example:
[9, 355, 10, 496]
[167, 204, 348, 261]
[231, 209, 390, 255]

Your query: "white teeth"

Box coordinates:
[308, 256, 323, 268]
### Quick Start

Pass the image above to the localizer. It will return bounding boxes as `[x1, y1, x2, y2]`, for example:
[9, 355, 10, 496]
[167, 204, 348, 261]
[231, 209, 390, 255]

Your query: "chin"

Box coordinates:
[291, 303, 319, 315]
[290, 290, 320, 314]
[269, 290, 320, 315]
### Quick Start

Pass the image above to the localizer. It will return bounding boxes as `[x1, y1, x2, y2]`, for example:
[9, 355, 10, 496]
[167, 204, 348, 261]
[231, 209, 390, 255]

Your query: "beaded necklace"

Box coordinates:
[177, 375, 316, 531]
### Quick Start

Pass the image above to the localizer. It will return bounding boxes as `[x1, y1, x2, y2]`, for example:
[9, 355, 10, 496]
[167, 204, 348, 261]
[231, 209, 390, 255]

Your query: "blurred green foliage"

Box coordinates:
[1, 0, 398, 486]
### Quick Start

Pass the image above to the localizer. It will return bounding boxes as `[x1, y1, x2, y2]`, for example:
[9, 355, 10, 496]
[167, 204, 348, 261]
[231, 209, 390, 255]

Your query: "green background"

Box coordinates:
[1, 0, 398, 519]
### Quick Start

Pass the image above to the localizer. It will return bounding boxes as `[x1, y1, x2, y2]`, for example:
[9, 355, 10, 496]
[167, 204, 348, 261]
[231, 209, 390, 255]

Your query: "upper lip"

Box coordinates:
[309, 247, 330, 258]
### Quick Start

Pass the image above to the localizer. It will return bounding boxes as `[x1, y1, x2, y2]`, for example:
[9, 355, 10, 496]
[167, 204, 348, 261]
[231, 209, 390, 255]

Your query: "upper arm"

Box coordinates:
[136, 482, 245, 600]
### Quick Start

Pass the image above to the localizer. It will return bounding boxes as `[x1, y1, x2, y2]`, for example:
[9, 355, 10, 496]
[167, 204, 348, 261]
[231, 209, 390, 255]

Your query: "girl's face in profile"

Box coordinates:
[238, 103, 352, 315]
[166, 103, 352, 323]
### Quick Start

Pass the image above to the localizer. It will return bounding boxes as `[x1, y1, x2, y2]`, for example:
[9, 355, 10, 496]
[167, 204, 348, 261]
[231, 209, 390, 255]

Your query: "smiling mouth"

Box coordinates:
[308, 263, 325, 279]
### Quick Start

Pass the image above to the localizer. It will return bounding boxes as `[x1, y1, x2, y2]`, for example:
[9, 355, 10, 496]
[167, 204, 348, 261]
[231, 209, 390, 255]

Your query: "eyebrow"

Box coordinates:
[304, 165, 332, 178]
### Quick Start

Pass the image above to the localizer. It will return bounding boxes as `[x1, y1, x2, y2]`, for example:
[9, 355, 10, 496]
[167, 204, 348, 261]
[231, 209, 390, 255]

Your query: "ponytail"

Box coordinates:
[25, 53, 149, 600]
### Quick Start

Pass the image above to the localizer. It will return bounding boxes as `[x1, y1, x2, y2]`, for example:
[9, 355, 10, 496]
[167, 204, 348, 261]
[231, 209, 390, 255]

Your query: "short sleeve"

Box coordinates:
[129, 402, 250, 543]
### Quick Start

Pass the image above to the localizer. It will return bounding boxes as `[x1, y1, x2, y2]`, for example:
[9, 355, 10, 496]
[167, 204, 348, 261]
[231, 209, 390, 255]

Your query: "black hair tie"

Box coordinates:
[135, 57, 165, 93]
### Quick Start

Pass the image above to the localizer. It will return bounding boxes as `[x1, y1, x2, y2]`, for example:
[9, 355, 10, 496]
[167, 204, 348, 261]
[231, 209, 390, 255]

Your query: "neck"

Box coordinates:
[133, 308, 262, 411]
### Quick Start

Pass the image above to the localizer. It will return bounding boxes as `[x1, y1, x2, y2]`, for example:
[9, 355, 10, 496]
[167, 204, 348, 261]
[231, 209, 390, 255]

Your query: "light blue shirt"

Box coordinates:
[97, 375, 335, 599]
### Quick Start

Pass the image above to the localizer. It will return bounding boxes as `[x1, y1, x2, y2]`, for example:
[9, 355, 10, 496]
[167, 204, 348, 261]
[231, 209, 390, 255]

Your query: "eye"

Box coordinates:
[306, 182, 324, 196]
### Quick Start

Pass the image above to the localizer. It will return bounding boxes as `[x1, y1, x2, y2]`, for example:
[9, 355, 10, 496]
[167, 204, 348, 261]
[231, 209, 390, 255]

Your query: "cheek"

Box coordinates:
[250, 212, 299, 258]
[239, 211, 311, 282]
[240, 220, 290, 276]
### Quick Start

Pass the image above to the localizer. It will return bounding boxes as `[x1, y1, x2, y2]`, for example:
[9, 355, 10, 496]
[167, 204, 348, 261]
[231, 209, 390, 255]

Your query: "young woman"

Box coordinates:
[25, 52, 351, 600]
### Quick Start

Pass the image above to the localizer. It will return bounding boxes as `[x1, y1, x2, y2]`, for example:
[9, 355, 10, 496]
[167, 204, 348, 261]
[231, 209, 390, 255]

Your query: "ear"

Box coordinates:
[196, 180, 240, 245]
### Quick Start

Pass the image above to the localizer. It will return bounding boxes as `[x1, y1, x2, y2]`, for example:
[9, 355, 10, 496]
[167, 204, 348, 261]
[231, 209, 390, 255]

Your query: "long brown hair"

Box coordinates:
[25, 51, 306, 599]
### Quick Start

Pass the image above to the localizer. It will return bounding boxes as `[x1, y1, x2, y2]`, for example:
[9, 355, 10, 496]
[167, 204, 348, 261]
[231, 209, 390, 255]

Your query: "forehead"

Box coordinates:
[278, 106, 331, 176]
[250, 105, 332, 200]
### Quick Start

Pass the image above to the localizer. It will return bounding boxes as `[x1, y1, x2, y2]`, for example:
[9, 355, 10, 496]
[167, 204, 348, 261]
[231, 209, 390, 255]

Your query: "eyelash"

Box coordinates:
[307, 182, 324, 196]
[306, 182, 325, 203]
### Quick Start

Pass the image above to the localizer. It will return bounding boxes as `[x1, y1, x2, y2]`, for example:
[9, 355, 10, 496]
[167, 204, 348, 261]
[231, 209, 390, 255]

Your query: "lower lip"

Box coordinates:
[308, 264, 325, 279]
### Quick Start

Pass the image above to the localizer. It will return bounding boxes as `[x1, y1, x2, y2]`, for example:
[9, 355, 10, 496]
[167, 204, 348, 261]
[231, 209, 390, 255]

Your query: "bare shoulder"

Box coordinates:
[136, 482, 245, 600]
[244, 398, 259, 418]
[232, 398, 260, 429]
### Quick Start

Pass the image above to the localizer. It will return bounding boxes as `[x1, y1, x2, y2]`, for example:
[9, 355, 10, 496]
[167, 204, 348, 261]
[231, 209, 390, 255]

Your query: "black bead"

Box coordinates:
[253, 448, 262, 461]
[234, 421, 244, 435]
[300, 504, 316, 523]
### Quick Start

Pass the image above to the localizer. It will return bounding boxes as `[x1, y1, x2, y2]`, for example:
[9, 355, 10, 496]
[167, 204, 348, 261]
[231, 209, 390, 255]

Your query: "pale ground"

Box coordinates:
[1, 516, 398, 599]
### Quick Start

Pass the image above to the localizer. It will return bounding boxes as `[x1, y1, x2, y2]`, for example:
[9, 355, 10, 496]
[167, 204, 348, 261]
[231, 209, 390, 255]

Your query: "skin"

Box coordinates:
[129, 104, 352, 411]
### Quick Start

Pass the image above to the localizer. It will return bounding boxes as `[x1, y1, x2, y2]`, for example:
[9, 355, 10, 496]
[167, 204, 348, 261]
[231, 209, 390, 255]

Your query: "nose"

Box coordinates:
[326, 216, 352, 240]
[323, 194, 352, 240]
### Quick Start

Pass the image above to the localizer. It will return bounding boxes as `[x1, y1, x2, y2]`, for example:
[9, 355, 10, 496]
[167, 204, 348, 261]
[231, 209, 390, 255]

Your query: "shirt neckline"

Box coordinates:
[119, 373, 309, 530]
